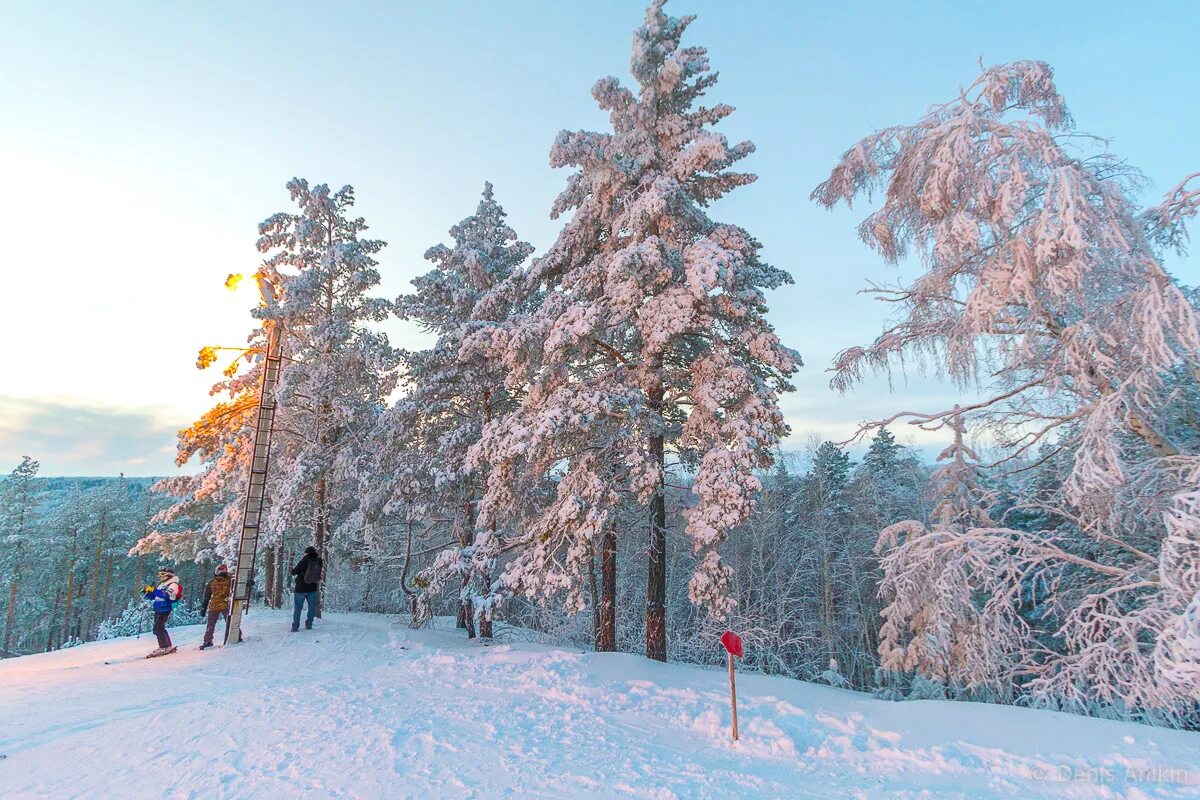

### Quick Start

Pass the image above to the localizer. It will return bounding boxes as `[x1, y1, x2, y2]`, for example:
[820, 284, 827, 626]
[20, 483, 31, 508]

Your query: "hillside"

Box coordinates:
[1, 611, 1196, 799]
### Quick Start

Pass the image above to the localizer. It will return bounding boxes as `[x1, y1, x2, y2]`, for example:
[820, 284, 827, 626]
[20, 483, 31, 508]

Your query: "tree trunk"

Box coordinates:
[72, 583, 85, 641]
[274, 544, 285, 607]
[456, 499, 476, 637]
[264, 547, 276, 609]
[313, 265, 337, 621]
[598, 525, 617, 652]
[46, 560, 65, 652]
[101, 554, 114, 622]
[190, 560, 202, 612]
[821, 536, 834, 666]
[86, 514, 107, 634]
[477, 564, 493, 639]
[646, 376, 668, 663]
[588, 548, 600, 646]
[62, 526, 79, 644]
[3, 562, 19, 656]
[475, 391, 495, 640]
[314, 478, 327, 619]
[45, 592, 59, 652]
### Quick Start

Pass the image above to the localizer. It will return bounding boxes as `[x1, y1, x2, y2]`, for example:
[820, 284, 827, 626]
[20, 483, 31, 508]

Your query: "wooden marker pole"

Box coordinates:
[719, 630, 744, 742]
[728, 652, 739, 741]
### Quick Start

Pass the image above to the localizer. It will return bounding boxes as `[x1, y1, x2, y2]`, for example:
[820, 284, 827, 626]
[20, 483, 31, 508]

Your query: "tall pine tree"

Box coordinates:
[367, 183, 534, 638]
[256, 179, 399, 609]
[470, 0, 798, 661]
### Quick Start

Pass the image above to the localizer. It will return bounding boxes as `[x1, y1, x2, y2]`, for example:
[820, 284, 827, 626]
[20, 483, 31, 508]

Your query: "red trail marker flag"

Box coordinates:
[720, 631, 743, 740]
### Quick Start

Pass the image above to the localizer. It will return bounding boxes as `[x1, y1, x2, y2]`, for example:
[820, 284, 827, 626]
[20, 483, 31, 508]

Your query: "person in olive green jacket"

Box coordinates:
[199, 563, 232, 650]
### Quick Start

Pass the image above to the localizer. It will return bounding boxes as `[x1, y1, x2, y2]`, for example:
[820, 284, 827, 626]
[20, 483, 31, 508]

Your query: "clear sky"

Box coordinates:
[1, 0, 1196, 476]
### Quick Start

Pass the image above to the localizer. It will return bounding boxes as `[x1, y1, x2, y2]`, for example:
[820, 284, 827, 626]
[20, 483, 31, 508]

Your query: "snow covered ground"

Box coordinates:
[1, 610, 1197, 799]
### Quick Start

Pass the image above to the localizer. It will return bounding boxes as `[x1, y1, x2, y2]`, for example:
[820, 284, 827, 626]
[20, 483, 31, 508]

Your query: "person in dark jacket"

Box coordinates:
[291, 546, 322, 632]
[199, 563, 232, 650]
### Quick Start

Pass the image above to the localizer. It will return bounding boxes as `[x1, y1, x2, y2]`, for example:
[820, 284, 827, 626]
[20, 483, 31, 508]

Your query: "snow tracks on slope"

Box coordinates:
[1, 610, 1197, 799]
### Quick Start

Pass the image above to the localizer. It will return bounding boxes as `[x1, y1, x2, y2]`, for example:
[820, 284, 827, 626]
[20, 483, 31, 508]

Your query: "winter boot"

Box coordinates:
[198, 643, 212, 650]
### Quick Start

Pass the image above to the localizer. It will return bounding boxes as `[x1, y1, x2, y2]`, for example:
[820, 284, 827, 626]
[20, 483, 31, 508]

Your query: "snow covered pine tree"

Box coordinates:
[813, 61, 1200, 723]
[468, 0, 799, 661]
[366, 183, 534, 638]
[1, 457, 39, 656]
[255, 179, 399, 615]
[138, 266, 281, 575]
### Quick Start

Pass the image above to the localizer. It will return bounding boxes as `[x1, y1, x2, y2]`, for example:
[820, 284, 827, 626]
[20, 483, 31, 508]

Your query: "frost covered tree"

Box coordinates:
[141, 371, 260, 562]
[139, 276, 276, 565]
[1, 457, 40, 656]
[81, 476, 135, 636]
[3, 475, 169, 654]
[145, 180, 397, 613]
[875, 414, 1022, 699]
[850, 427, 926, 554]
[806, 441, 853, 664]
[814, 61, 1200, 722]
[470, 0, 798, 661]
[365, 183, 534, 638]
[256, 179, 399, 609]
[45, 484, 92, 649]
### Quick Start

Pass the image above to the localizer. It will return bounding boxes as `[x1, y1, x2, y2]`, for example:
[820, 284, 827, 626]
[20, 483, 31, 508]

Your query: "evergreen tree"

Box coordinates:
[470, 0, 798, 661]
[367, 183, 534, 638]
[257, 179, 400, 609]
[1, 457, 40, 656]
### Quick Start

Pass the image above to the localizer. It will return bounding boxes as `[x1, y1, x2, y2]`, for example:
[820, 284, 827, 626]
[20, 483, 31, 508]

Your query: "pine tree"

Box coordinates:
[1, 457, 39, 656]
[47, 484, 90, 650]
[805, 442, 853, 667]
[140, 280, 274, 564]
[469, 0, 799, 661]
[84, 477, 131, 636]
[861, 427, 899, 474]
[367, 183, 534, 638]
[257, 179, 400, 611]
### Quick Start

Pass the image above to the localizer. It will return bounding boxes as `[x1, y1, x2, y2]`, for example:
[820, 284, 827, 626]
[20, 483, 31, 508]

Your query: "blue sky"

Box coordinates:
[1, 0, 1196, 476]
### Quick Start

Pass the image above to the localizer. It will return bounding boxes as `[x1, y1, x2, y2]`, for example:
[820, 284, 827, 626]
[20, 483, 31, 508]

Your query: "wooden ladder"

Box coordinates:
[227, 322, 282, 645]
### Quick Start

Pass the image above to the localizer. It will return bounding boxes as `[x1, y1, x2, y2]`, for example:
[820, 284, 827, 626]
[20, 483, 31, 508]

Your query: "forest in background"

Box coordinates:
[3, 0, 1198, 733]
[0, 433, 928, 686]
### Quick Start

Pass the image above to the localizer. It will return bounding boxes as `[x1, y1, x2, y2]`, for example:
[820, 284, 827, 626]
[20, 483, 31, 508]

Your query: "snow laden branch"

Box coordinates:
[1143, 171, 1200, 254]
[816, 61, 1200, 723]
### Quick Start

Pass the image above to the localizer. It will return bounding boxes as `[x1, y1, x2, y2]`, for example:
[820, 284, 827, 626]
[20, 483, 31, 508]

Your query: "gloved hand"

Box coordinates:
[143, 585, 155, 595]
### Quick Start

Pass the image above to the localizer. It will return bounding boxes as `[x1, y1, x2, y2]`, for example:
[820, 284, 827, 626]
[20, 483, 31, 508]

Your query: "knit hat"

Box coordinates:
[304, 546, 318, 557]
[215, 564, 229, 576]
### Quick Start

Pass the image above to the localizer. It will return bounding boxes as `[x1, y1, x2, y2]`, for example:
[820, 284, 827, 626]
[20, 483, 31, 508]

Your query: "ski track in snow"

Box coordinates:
[1, 611, 1197, 799]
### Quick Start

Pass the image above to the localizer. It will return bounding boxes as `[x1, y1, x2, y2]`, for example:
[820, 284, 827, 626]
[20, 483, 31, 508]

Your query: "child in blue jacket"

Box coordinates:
[143, 568, 183, 657]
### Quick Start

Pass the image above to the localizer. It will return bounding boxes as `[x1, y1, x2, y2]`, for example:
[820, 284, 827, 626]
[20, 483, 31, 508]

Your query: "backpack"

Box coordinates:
[303, 557, 322, 586]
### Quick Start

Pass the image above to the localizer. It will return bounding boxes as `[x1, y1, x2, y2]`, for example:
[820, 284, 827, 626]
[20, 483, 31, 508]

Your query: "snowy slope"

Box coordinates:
[1, 611, 1197, 800]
